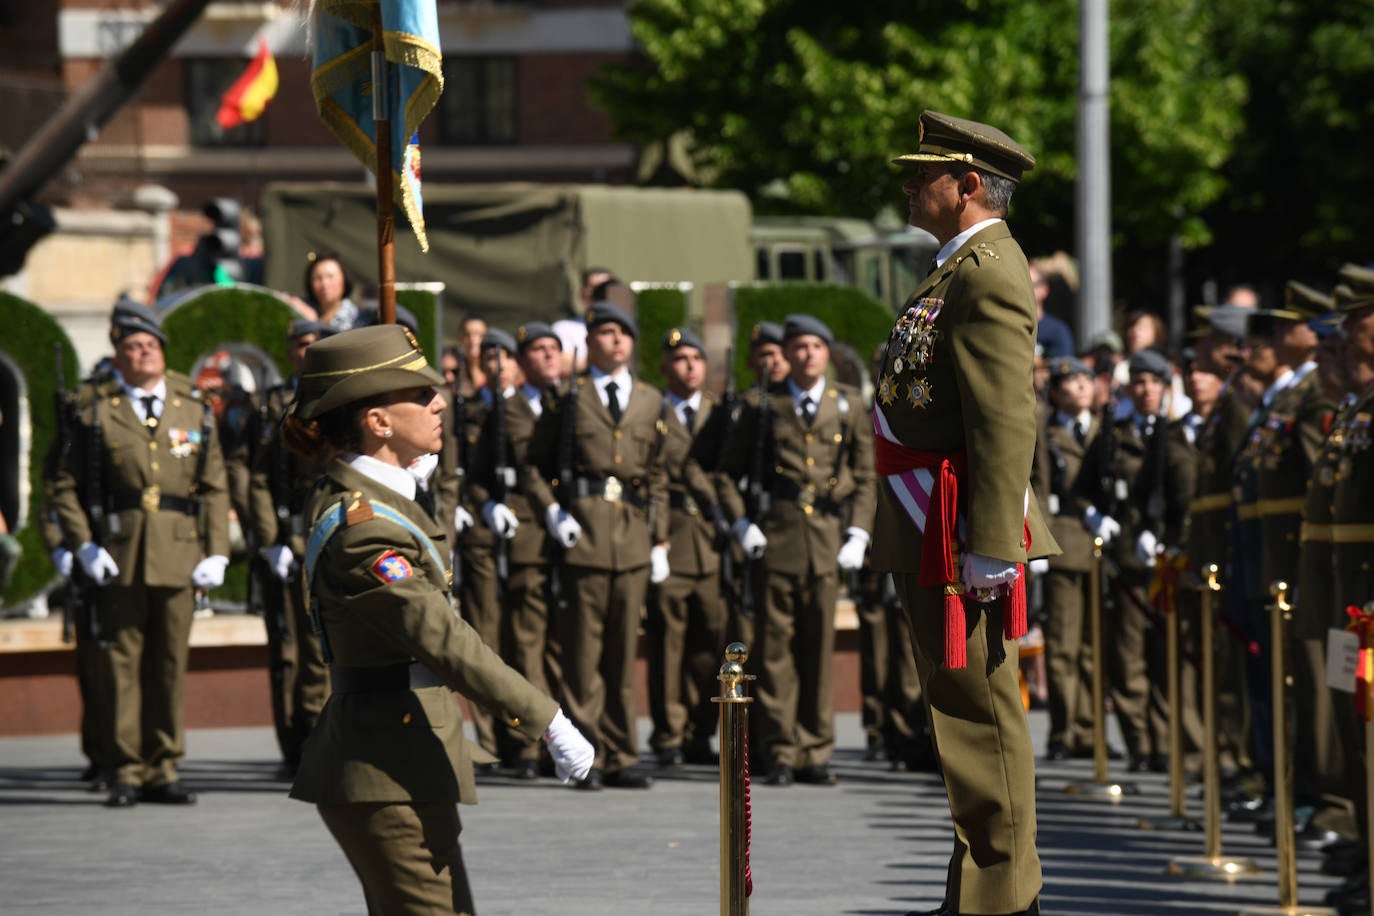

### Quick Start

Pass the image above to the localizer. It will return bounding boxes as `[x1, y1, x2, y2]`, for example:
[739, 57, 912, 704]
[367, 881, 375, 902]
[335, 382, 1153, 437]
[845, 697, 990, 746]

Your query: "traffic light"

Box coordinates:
[201, 197, 242, 285]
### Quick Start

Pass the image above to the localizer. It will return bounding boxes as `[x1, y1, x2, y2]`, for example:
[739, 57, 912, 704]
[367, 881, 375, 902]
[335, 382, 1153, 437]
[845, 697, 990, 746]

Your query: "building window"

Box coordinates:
[184, 58, 266, 148]
[438, 57, 516, 145]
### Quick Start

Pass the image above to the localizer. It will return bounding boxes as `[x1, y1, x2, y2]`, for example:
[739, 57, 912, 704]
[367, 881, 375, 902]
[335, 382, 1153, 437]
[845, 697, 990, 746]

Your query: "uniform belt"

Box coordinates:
[1188, 492, 1231, 515]
[1300, 523, 1332, 543]
[111, 489, 198, 515]
[772, 478, 842, 517]
[330, 661, 445, 694]
[575, 476, 645, 508]
[1255, 497, 1306, 518]
[1331, 523, 1374, 544]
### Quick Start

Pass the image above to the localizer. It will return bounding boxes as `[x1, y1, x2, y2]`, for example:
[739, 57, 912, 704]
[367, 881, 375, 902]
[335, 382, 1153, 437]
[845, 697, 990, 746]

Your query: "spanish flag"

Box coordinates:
[216, 37, 278, 130]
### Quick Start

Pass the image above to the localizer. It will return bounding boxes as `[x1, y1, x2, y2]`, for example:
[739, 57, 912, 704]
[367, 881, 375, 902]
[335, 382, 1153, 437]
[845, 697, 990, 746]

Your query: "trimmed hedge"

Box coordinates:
[635, 286, 690, 388]
[730, 283, 894, 388]
[161, 287, 299, 379]
[1, 294, 81, 609]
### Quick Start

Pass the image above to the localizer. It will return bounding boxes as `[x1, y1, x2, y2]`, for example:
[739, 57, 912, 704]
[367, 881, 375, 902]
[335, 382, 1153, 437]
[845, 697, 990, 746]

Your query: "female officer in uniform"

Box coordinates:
[282, 324, 593, 915]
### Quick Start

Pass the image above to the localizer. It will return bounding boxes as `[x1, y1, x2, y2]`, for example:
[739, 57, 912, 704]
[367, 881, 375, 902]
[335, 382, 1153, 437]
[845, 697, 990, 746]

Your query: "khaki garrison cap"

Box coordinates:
[1333, 263, 1374, 313]
[893, 111, 1035, 182]
[292, 324, 444, 420]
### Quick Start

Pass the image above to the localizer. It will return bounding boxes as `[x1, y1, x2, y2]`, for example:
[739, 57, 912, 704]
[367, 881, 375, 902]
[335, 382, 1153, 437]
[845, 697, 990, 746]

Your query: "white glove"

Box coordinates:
[260, 544, 294, 581]
[482, 501, 520, 540]
[544, 503, 582, 548]
[1135, 530, 1159, 567]
[77, 541, 118, 585]
[837, 533, 868, 571]
[406, 452, 439, 488]
[962, 553, 1019, 591]
[51, 547, 74, 580]
[733, 518, 767, 559]
[192, 555, 229, 589]
[1083, 507, 1121, 544]
[1029, 557, 1050, 576]
[650, 544, 670, 584]
[454, 506, 474, 535]
[542, 709, 595, 783]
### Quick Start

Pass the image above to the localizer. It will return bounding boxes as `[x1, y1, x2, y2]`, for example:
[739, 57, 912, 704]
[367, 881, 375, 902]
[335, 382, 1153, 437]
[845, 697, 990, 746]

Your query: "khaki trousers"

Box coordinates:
[499, 564, 552, 763]
[1112, 571, 1168, 758]
[753, 569, 837, 770]
[258, 561, 329, 769]
[895, 572, 1041, 915]
[647, 571, 728, 751]
[856, 573, 923, 756]
[99, 580, 194, 787]
[459, 544, 501, 757]
[1043, 569, 1095, 751]
[319, 802, 474, 916]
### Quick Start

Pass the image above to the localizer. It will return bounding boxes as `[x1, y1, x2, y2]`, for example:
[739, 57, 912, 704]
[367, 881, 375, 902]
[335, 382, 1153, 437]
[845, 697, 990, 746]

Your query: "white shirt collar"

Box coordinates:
[934, 217, 1003, 268]
[589, 365, 633, 406]
[346, 453, 417, 501]
[520, 383, 544, 416]
[788, 377, 826, 407]
[668, 390, 702, 410]
[1262, 361, 1315, 405]
[122, 377, 167, 402]
[479, 385, 517, 405]
[1056, 409, 1092, 430]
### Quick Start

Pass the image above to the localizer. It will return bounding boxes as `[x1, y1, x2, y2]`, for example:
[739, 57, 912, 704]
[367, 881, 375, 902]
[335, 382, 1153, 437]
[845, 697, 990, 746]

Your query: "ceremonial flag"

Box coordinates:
[310, 0, 443, 252]
[216, 37, 279, 130]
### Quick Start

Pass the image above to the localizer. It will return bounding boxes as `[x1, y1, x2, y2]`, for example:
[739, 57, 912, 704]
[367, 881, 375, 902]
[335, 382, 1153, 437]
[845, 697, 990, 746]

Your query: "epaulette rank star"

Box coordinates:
[975, 243, 1000, 260]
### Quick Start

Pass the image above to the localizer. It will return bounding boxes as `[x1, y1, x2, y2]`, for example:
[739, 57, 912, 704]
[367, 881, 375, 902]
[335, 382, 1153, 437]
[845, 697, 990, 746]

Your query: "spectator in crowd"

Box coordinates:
[458, 314, 489, 396]
[300, 252, 369, 332]
[1031, 263, 1076, 360]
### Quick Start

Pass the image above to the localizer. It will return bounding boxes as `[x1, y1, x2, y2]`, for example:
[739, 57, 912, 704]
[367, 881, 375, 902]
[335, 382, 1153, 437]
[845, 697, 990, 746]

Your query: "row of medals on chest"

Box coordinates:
[878, 300, 941, 411]
[1317, 400, 1373, 486]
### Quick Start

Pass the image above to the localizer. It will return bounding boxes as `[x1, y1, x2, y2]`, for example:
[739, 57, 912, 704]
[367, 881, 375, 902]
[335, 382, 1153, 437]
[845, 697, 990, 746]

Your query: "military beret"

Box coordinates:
[1128, 348, 1172, 381]
[1271, 280, 1330, 321]
[1089, 330, 1123, 354]
[892, 110, 1036, 183]
[287, 318, 327, 341]
[392, 305, 421, 336]
[109, 299, 166, 346]
[482, 328, 519, 355]
[782, 314, 834, 346]
[750, 321, 784, 348]
[1334, 263, 1374, 313]
[516, 321, 561, 351]
[292, 324, 444, 421]
[1048, 356, 1093, 382]
[662, 326, 705, 355]
[586, 300, 638, 339]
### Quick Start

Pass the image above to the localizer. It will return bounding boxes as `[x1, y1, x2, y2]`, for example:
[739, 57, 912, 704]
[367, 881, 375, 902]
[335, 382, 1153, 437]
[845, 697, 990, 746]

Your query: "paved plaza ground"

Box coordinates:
[0, 712, 1346, 915]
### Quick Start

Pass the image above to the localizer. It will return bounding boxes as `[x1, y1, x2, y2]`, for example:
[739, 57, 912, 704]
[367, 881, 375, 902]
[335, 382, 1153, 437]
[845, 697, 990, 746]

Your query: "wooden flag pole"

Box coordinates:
[371, 4, 396, 325]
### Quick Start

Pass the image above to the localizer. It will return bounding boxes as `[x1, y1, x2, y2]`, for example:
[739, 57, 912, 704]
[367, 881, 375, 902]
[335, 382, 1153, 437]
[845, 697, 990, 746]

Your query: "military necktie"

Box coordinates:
[141, 395, 159, 430]
[415, 486, 437, 520]
[1073, 419, 1087, 447]
[800, 395, 816, 426]
[682, 404, 696, 434]
[605, 380, 622, 425]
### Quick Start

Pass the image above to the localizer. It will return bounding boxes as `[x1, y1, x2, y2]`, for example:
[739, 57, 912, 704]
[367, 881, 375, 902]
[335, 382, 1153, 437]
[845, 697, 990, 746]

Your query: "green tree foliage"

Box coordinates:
[594, 0, 1245, 255]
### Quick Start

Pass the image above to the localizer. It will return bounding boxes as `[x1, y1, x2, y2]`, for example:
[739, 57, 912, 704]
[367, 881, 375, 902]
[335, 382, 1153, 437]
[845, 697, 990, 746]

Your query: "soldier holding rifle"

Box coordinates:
[50, 303, 230, 808]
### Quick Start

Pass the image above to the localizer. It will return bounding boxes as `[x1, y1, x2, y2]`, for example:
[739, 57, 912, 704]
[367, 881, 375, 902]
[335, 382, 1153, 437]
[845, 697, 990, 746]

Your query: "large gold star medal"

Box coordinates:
[878, 373, 898, 406]
[907, 377, 933, 409]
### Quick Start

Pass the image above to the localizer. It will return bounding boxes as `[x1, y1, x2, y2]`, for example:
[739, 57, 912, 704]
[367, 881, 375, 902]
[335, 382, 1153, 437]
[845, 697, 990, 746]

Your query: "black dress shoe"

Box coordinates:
[513, 760, 540, 781]
[764, 764, 794, 786]
[904, 898, 1039, 916]
[1072, 744, 1123, 761]
[141, 781, 197, 805]
[104, 783, 139, 808]
[1147, 752, 1168, 773]
[656, 747, 685, 768]
[796, 765, 839, 786]
[87, 774, 112, 793]
[603, 768, 653, 789]
[1226, 795, 1273, 823]
[1297, 824, 1346, 852]
[576, 767, 604, 791]
[80, 763, 100, 782]
[683, 743, 719, 766]
[274, 761, 298, 781]
[1045, 741, 1071, 761]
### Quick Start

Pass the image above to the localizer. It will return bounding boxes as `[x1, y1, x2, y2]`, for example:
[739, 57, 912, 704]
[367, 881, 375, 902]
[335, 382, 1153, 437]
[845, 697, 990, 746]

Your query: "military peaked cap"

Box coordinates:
[662, 326, 705, 355]
[1188, 304, 1248, 341]
[516, 321, 561, 351]
[586, 300, 638, 339]
[292, 324, 444, 420]
[783, 314, 834, 346]
[892, 111, 1036, 182]
[1273, 281, 1330, 321]
[1334, 263, 1374, 313]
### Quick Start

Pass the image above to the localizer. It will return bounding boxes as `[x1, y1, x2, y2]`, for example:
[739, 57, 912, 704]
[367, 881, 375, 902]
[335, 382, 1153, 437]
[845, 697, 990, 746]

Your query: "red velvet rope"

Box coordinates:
[743, 730, 753, 897]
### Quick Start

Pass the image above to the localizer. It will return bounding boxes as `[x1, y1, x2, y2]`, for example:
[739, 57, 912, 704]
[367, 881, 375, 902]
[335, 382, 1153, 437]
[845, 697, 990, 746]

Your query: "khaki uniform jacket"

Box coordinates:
[290, 460, 556, 806]
[466, 388, 553, 568]
[525, 374, 670, 571]
[1038, 410, 1101, 574]
[1184, 385, 1250, 570]
[1297, 391, 1357, 638]
[456, 396, 498, 554]
[663, 393, 726, 578]
[1073, 416, 1197, 573]
[870, 222, 1057, 572]
[1255, 370, 1334, 584]
[1329, 382, 1374, 623]
[716, 381, 876, 578]
[51, 371, 230, 588]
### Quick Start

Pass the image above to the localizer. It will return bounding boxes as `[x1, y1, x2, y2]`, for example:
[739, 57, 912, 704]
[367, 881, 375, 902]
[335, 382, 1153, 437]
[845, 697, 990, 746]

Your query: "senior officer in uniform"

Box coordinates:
[717, 314, 876, 787]
[51, 303, 230, 808]
[873, 112, 1057, 916]
[247, 318, 331, 778]
[526, 300, 670, 789]
[649, 327, 730, 767]
[280, 324, 593, 916]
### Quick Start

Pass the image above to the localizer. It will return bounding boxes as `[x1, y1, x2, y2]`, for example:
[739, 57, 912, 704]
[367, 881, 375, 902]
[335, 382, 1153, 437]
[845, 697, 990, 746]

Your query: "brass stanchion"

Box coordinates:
[1141, 553, 1199, 830]
[1353, 601, 1374, 916]
[1066, 537, 1138, 799]
[714, 642, 753, 916]
[1168, 564, 1259, 878]
[1237, 582, 1337, 915]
